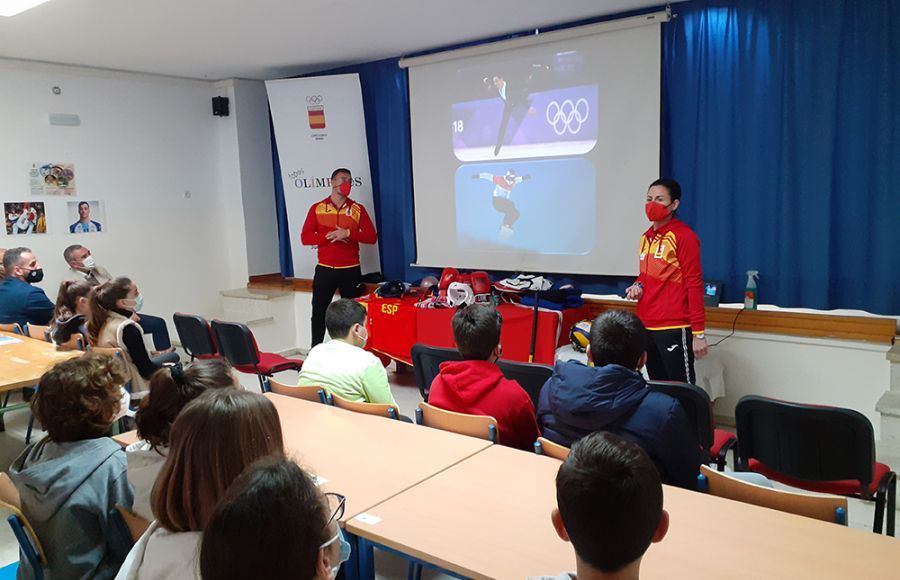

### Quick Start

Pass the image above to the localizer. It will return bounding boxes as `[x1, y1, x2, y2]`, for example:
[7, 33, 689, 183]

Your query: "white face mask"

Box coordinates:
[80, 255, 96, 270]
[356, 325, 368, 348]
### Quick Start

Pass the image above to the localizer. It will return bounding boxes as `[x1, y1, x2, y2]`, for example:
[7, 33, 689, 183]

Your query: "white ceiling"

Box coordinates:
[0, 0, 670, 80]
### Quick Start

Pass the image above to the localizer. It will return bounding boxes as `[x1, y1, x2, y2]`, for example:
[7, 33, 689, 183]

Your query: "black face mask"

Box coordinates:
[25, 268, 44, 284]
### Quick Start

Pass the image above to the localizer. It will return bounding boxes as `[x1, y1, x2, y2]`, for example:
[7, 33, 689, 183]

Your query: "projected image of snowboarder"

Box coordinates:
[471, 169, 531, 240]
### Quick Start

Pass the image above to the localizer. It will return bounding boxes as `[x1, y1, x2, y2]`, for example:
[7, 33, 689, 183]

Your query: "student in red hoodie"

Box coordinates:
[428, 304, 541, 450]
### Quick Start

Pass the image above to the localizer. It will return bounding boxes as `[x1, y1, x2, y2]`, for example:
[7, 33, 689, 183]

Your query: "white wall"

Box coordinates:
[707, 329, 891, 439]
[0, 60, 279, 330]
[232, 80, 280, 277]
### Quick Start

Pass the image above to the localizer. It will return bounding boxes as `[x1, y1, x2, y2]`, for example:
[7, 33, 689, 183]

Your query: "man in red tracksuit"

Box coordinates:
[428, 304, 541, 451]
[301, 168, 377, 346]
[626, 178, 707, 384]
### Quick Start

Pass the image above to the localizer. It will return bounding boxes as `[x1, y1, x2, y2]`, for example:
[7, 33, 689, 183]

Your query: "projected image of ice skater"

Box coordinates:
[483, 64, 549, 156]
[471, 170, 531, 240]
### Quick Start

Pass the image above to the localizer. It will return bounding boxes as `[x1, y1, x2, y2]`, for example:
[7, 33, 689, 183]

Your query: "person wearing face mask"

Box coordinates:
[428, 303, 541, 451]
[625, 178, 707, 384]
[63, 244, 174, 354]
[200, 456, 350, 580]
[0, 246, 55, 326]
[296, 299, 396, 406]
[87, 277, 180, 395]
[301, 168, 378, 347]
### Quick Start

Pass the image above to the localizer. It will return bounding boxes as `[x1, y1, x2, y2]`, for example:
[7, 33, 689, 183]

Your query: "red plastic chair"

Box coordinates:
[736, 395, 896, 536]
[210, 319, 303, 392]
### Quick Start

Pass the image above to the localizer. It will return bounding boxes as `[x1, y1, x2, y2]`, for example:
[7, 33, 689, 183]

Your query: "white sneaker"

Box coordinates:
[498, 225, 514, 241]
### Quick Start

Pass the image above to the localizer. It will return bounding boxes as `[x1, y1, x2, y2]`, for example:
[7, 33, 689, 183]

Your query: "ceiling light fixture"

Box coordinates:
[0, 0, 53, 17]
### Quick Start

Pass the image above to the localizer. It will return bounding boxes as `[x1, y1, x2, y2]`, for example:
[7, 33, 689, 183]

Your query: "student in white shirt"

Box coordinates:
[125, 359, 238, 520]
[116, 389, 284, 579]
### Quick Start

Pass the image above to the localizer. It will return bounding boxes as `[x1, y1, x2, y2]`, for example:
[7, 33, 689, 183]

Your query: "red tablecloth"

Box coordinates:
[361, 297, 590, 366]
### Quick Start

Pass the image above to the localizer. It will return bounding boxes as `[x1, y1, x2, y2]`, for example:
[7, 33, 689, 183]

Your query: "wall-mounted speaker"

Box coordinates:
[212, 96, 230, 117]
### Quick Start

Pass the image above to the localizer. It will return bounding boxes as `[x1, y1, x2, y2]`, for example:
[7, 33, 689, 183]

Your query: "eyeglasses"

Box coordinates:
[323, 492, 345, 527]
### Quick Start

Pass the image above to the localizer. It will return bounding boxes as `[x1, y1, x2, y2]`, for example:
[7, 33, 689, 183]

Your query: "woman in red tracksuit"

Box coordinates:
[625, 179, 707, 383]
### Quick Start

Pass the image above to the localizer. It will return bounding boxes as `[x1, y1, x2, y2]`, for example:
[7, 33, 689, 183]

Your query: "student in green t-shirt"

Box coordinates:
[297, 299, 396, 406]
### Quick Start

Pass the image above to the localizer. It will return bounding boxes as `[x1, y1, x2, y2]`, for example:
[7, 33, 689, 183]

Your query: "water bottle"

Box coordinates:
[744, 270, 759, 310]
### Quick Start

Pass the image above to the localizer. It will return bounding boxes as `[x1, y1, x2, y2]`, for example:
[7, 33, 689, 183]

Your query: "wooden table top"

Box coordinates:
[346, 444, 900, 580]
[0, 332, 81, 392]
[264, 393, 493, 522]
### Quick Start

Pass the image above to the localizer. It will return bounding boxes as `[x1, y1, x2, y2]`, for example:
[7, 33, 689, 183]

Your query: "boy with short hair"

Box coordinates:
[428, 304, 540, 450]
[533, 431, 669, 580]
[537, 309, 703, 489]
[297, 298, 396, 405]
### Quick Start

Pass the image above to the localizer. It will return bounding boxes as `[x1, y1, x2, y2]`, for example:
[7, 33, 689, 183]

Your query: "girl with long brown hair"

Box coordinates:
[88, 277, 178, 394]
[116, 389, 283, 579]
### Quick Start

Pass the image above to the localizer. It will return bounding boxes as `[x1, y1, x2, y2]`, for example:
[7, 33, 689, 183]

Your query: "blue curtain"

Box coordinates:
[272, 0, 900, 313]
[663, 0, 900, 313]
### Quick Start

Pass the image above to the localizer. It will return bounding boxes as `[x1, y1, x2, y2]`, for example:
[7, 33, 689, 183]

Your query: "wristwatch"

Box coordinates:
[695, 333, 706, 340]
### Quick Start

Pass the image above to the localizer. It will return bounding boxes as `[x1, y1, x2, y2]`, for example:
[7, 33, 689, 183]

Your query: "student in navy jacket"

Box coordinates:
[537, 310, 704, 490]
[0, 247, 54, 326]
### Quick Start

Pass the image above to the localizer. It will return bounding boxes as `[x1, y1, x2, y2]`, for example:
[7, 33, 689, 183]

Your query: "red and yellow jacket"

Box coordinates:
[635, 218, 705, 334]
[300, 197, 377, 268]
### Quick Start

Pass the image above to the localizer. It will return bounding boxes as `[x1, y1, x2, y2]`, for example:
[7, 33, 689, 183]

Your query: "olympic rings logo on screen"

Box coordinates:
[306, 95, 323, 104]
[545, 98, 590, 135]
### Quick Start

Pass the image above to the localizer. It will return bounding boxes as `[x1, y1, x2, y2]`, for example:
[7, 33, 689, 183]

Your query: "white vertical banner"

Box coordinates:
[266, 74, 380, 278]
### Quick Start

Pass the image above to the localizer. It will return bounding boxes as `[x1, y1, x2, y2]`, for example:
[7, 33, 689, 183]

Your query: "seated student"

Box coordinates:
[116, 389, 284, 579]
[126, 359, 238, 521]
[0, 247, 5, 279]
[63, 244, 174, 354]
[537, 310, 704, 489]
[9, 353, 134, 579]
[88, 277, 179, 395]
[532, 432, 668, 580]
[428, 304, 540, 450]
[200, 456, 350, 580]
[0, 246, 54, 326]
[297, 298, 396, 405]
[49, 279, 92, 345]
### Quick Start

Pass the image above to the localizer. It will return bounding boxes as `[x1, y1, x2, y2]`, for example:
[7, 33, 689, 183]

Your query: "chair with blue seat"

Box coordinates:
[328, 393, 401, 420]
[265, 378, 327, 404]
[410, 343, 461, 401]
[697, 464, 848, 525]
[735, 395, 896, 535]
[211, 320, 303, 392]
[533, 436, 570, 461]
[647, 380, 737, 471]
[0, 323, 23, 335]
[0, 473, 44, 580]
[415, 402, 497, 443]
[24, 324, 50, 342]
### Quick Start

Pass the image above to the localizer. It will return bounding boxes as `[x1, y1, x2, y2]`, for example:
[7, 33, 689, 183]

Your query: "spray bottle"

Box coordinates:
[744, 270, 759, 310]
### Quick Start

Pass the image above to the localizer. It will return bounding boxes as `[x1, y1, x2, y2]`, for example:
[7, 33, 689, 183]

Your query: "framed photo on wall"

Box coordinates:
[4, 201, 47, 235]
[67, 200, 105, 234]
